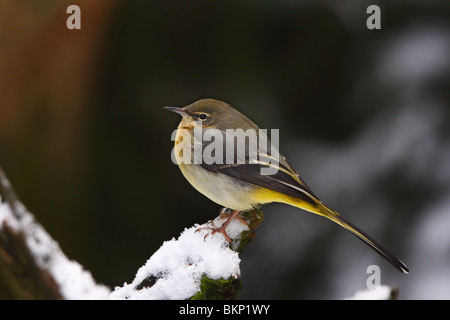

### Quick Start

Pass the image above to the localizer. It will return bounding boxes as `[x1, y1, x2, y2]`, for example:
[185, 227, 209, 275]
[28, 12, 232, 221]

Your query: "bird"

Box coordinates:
[165, 98, 409, 274]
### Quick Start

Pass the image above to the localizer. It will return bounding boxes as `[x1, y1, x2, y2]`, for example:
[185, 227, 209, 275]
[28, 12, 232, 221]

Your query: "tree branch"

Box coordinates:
[110, 209, 264, 300]
[0, 166, 110, 299]
[0, 165, 400, 300]
[0, 165, 264, 299]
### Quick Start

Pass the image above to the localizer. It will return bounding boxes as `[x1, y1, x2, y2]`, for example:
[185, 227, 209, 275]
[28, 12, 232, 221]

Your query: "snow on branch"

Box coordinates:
[0, 165, 401, 300]
[346, 285, 399, 300]
[0, 165, 264, 299]
[0, 166, 110, 299]
[110, 210, 264, 300]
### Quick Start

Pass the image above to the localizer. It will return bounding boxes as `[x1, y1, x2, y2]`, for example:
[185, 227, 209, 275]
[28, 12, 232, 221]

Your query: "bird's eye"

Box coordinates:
[199, 113, 208, 120]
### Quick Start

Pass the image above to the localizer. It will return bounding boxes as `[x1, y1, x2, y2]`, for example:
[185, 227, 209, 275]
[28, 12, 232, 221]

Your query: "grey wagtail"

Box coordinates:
[165, 98, 409, 274]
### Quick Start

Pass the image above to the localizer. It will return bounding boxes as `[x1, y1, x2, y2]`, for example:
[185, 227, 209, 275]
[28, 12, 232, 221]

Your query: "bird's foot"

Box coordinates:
[195, 224, 232, 242]
[195, 209, 242, 243]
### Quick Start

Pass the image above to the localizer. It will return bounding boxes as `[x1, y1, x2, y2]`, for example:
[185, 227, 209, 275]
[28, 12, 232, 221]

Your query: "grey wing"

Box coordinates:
[199, 128, 318, 206]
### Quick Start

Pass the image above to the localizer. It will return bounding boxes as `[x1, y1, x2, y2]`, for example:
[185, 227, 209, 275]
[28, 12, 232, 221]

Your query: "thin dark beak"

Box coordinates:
[164, 106, 187, 116]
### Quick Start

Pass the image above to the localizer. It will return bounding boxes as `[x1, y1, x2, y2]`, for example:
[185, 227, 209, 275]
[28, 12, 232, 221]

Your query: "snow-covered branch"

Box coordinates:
[110, 209, 264, 300]
[346, 285, 399, 300]
[0, 165, 401, 300]
[0, 166, 110, 299]
[0, 165, 264, 299]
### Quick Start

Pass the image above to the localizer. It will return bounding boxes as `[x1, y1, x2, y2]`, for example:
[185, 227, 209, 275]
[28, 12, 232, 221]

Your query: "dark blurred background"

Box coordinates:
[1, 0, 450, 299]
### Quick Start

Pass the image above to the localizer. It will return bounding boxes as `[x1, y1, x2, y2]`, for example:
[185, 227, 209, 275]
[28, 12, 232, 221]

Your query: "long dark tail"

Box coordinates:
[317, 202, 409, 274]
[286, 194, 410, 274]
[332, 210, 409, 273]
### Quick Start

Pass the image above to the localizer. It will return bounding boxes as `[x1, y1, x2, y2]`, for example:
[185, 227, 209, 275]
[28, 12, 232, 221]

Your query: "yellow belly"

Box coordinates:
[173, 126, 316, 212]
[173, 127, 259, 211]
[177, 162, 261, 211]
